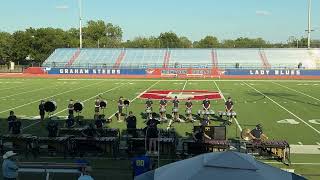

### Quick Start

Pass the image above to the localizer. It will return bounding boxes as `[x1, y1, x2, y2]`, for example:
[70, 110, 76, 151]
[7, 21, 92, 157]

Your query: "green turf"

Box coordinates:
[0, 78, 320, 180]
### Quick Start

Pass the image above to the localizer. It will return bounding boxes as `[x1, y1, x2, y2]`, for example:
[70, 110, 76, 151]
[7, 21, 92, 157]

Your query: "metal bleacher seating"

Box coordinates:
[42, 48, 320, 69]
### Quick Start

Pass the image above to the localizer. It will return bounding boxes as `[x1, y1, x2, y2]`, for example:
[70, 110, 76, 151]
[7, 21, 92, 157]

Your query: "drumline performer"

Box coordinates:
[94, 97, 101, 117]
[68, 99, 74, 116]
[145, 98, 153, 120]
[185, 98, 194, 122]
[202, 96, 211, 120]
[117, 96, 124, 122]
[225, 97, 234, 123]
[249, 124, 268, 141]
[39, 100, 45, 121]
[159, 97, 167, 121]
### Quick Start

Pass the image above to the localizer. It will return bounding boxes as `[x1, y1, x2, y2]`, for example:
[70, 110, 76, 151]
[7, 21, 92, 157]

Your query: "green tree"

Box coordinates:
[0, 32, 13, 64]
[194, 36, 219, 48]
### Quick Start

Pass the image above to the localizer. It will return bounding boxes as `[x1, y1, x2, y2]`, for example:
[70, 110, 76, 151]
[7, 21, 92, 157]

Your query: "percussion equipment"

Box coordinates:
[197, 109, 215, 115]
[44, 101, 57, 112]
[71, 137, 119, 156]
[145, 107, 152, 114]
[74, 102, 84, 112]
[172, 108, 179, 113]
[219, 111, 237, 118]
[160, 106, 166, 113]
[100, 100, 107, 109]
[185, 108, 192, 115]
[124, 100, 130, 106]
[241, 128, 268, 141]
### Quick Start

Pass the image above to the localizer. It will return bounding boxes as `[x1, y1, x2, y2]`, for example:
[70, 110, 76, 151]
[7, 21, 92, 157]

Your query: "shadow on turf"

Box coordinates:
[247, 92, 320, 107]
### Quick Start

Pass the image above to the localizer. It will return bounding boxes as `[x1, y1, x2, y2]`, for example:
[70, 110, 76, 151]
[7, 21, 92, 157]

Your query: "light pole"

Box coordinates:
[79, 0, 83, 49]
[307, 0, 312, 49]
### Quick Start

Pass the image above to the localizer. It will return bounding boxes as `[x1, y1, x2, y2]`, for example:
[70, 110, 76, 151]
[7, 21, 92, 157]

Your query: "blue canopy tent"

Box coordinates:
[135, 151, 306, 180]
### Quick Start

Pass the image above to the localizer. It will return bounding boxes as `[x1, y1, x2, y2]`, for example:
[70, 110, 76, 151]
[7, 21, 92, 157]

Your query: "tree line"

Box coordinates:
[0, 20, 319, 64]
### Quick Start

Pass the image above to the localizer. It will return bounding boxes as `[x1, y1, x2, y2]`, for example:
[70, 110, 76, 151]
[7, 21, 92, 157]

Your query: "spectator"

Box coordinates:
[11, 117, 21, 135]
[2, 151, 18, 180]
[7, 111, 16, 133]
[146, 114, 160, 155]
[46, 120, 58, 137]
[126, 111, 137, 136]
[65, 114, 76, 128]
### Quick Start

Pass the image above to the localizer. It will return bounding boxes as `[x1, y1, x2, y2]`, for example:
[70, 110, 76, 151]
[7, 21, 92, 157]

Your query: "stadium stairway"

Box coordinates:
[259, 49, 271, 69]
[162, 49, 171, 68]
[65, 49, 81, 67]
[211, 49, 218, 68]
[113, 49, 127, 69]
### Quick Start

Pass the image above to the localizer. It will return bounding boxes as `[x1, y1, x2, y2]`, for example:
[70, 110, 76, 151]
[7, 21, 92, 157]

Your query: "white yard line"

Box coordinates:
[244, 82, 320, 135]
[272, 82, 320, 102]
[57, 79, 320, 83]
[213, 80, 243, 132]
[108, 81, 160, 119]
[23, 83, 128, 131]
[0, 81, 103, 114]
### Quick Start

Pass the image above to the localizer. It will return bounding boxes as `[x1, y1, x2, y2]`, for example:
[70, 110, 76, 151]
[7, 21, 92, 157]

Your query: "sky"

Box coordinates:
[0, 0, 319, 42]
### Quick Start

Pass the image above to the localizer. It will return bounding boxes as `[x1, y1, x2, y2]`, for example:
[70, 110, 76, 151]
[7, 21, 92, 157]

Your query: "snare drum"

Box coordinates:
[145, 107, 152, 113]
[172, 108, 179, 113]
[160, 107, 166, 113]
[186, 108, 192, 114]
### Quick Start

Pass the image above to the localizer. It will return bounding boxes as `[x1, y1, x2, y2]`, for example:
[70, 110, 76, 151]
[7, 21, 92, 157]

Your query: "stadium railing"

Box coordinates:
[42, 62, 302, 70]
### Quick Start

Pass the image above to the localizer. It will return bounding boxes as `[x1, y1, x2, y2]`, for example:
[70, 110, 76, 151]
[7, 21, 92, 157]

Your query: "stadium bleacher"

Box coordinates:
[42, 48, 320, 69]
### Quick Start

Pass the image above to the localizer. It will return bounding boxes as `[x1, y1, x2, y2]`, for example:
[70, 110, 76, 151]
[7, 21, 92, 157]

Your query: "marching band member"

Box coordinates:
[225, 97, 234, 123]
[249, 124, 268, 141]
[202, 96, 211, 118]
[39, 100, 45, 121]
[117, 96, 124, 122]
[193, 125, 211, 143]
[159, 97, 167, 121]
[7, 111, 16, 133]
[94, 97, 101, 116]
[185, 98, 194, 122]
[167, 96, 185, 130]
[145, 98, 153, 120]
[68, 99, 74, 116]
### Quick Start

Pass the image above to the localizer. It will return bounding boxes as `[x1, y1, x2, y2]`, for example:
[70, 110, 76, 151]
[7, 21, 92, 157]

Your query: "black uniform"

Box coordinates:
[39, 103, 45, 120]
[225, 101, 234, 111]
[7, 115, 16, 132]
[202, 100, 210, 109]
[146, 119, 160, 138]
[95, 119, 104, 129]
[160, 100, 167, 106]
[12, 120, 21, 135]
[47, 121, 58, 137]
[250, 128, 263, 139]
[185, 101, 193, 108]
[146, 100, 153, 107]
[65, 115, 75, 128]
[172, 99, 179, 108]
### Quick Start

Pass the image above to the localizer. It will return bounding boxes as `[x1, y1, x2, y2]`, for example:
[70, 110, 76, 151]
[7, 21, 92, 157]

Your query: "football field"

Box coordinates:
[0, 78, 319, 179]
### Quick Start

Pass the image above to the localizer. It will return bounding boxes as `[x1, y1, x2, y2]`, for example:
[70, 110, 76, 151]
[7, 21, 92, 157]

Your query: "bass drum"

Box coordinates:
[74, 102, 84, 112]
[100, 100, 107, 109]
[44, 101, 57, 112]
